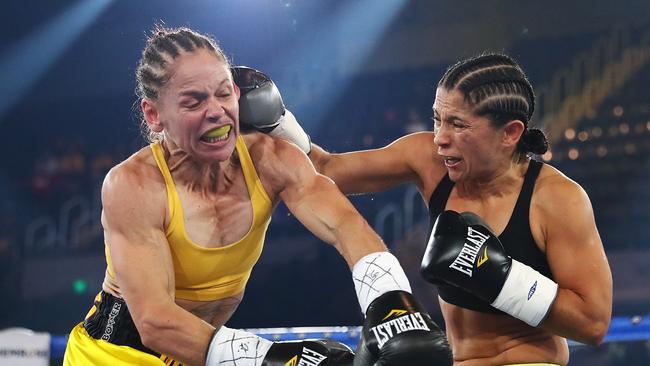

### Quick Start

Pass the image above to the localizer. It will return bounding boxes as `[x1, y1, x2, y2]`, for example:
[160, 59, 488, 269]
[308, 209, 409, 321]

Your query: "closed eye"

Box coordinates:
[432, 116, 441, 133]
[181, 99, 202, 109]
[179, 90, 208, 109]
[452, 121, 466, 129]
[217, 91, 232, 99]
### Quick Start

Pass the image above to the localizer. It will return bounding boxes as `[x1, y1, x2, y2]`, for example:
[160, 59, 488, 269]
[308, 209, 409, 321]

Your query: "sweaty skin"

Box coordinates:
[98, 49, 391, 366]
[307, 88, 611, 365]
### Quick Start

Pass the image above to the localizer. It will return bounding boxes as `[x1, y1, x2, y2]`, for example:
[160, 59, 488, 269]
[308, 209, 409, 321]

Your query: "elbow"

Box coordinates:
[134, 310, 169, 351]
[309, 149, 327, 174]
[580, 318, 610, 346]
[315, 153, 340, 184]
[137, 317, 163, 351]
[585, 305, 612, 346]
[589, 322, 609, 346]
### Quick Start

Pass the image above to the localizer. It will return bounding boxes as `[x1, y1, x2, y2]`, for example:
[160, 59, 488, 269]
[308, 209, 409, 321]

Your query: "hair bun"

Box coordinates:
[521, 128, 549, 155]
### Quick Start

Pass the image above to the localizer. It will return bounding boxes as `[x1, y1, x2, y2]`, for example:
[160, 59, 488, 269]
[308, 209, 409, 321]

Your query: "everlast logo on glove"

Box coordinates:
[369, 311, 431, 349]
[449, 227, 489, 277]
[356, 291, 453, 365]
[285, 347, 327, 366]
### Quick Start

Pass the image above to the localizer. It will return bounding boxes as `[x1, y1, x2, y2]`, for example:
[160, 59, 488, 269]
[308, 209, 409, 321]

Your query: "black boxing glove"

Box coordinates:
[263, 339, 354, 366]
[231, 66, 311, 154]
[421, 210, 558, 327]
[354, 291, 452, 366]
[351, 252, 451, 365]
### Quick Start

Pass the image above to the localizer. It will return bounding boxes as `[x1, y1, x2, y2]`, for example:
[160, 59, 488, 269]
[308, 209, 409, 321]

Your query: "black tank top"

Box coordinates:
[428, 160, 553, 313]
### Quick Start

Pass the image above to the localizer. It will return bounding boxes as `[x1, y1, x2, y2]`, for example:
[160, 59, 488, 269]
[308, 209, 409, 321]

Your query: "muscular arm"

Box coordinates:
[309, 132, 438, 195]
[537, 177, 612, 345]
[263, 137, 389, 267]
[102, 165, 215, 366]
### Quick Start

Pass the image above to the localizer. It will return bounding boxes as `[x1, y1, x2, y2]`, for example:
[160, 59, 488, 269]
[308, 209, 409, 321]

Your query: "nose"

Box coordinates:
[433, 122, 450, 148]
[205, 97, 226, 121]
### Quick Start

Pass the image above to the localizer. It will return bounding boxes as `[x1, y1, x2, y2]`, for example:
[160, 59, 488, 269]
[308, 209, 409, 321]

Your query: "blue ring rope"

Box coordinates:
[48, 315, 650, 358]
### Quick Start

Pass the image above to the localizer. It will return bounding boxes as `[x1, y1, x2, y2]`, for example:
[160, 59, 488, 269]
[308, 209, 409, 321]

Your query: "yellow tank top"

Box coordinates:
[106, 135, 272, 301]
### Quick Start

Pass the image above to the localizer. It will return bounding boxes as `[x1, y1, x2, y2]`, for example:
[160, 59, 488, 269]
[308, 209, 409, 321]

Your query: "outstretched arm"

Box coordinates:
[234, 65, 439, 196]
[309, 132, 438, 195]
[259, 136, 452, 366]
[270, 137, 388, 265]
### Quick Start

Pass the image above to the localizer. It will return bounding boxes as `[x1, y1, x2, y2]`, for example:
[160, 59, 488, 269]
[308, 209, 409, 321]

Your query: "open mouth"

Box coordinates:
[443, 156, 462, 167]
[200, 125, 232, 143]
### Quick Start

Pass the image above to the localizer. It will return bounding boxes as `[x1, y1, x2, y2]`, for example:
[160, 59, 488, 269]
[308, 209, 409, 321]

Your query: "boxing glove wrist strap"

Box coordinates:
[491, 259, 559, 327]
[352, 251, 412, 314]
[269, 110, 311, 154]
[206, 326, 273, 366]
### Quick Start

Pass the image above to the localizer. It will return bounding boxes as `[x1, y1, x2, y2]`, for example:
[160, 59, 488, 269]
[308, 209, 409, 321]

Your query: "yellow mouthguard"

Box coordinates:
[203, 125, 232, 138]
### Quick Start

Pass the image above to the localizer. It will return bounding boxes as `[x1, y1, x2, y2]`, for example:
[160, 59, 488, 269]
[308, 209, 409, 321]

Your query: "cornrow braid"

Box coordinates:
[438, 53, 547, 156]
[153, 36, 180, 59]
[134, 25, 229, 142]
[166, 32, 194, 53]
[135, 25, 228, 101]
[179, 29, 217, 52]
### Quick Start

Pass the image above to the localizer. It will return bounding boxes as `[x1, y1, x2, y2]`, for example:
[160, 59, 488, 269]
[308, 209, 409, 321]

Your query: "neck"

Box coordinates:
[456, 158, 529, 199]
[161, 139, 238, 196]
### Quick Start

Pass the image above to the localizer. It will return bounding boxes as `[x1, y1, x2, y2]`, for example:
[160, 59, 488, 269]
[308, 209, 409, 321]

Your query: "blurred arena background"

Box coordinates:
[1, 0, 649, 364]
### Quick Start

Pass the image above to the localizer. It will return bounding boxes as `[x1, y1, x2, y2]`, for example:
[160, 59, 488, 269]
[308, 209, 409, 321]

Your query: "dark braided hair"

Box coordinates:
[438, 53, 548, 156]
[135, 25, 230, 142]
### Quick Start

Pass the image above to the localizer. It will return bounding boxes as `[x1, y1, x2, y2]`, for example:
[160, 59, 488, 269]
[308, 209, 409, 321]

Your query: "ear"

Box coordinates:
[502, 119, 525, 148]
[233, 82, 240, 100]
[141, 99, 163, 133]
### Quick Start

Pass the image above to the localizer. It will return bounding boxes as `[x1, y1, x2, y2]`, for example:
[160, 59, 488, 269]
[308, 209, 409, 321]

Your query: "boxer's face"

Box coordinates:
[433, 88, 509, 183]
[150, 49, 240, 163]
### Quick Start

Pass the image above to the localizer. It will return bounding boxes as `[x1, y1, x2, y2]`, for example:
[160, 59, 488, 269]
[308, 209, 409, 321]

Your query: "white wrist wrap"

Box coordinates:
[352, 251, 412, 314]
[206, 326, 273, 366]
[491, 259, 558, 327]
[269, 109, 311, 154]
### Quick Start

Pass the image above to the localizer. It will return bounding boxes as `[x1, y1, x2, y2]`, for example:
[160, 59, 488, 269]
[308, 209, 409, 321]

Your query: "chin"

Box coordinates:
[446, 166, 464, 182]
[447, 172, 461, 183]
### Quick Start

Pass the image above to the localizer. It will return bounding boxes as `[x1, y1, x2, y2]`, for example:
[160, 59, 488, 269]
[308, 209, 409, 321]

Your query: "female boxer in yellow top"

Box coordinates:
[62, 26, 451, 366]
[266, 54, 613, 366]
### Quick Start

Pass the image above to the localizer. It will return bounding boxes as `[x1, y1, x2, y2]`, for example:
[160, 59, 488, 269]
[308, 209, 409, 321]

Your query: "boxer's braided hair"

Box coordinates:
[135, 25, 230, 141]
[438, 53, 548, 156]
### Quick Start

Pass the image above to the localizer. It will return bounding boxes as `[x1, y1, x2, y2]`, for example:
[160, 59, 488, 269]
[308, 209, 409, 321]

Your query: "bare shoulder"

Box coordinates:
[397, 132, 446, 196]
[103, 147, 163, 195]
[102, 146, 167, 225]
[392, 132, 435, 154]
[241, 132, 305, 196]
[534, 164, 590, 208]
[532, 163, 595, 236]
[394, 132, 444, 167]
[528, 163, 598, 256]
[241, 132, 277, 161]
[395, 131, 435, 146]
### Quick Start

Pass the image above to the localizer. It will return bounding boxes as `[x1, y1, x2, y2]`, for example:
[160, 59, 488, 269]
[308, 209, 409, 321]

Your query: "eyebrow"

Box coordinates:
[433, 109, 464, 123]
[178, 79, 231, 98]
[178, 90, 207, 99]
